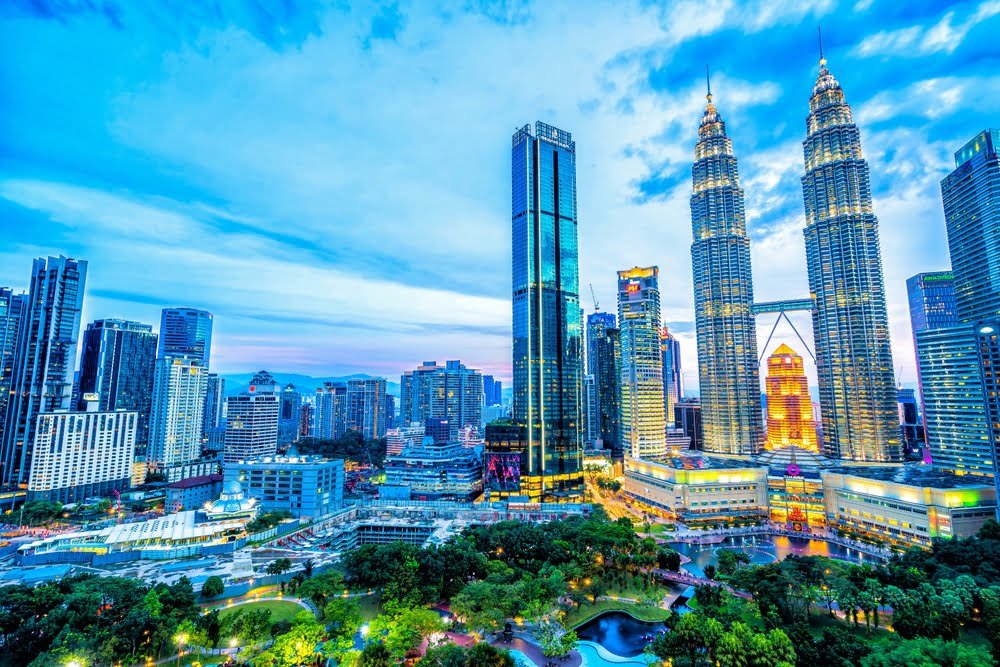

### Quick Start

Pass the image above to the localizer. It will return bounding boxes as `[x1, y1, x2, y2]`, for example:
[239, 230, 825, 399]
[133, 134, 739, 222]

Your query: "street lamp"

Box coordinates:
[175, 633, 188, 667]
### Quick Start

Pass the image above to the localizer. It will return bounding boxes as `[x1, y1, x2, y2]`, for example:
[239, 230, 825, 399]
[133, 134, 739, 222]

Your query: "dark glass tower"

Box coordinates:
[586, 312, 620, 455]
[0, 289, 26, 451]
[158, 308, 213, 366]
[801, 56, 900, 462]
[660, 327, 682, 428]
[1, 256, 87, 487]
[77, 318, 158, 446]
[690, 80, 763, 455]
[510, 121, 583, 501]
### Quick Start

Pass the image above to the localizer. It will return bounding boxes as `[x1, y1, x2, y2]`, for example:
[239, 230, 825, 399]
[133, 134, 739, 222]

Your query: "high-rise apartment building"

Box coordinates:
[1, 256, 87, 487]
[400, 361, 483, 437]
[202, 373, 226, 437]
[224, 391, 279, 463]
[690, 82, 763, 456]
[148, 356, 208, 465]
[801, 56, 899, 462]
[618, 267, 667, 459]
[314, 382, 348, 440]
[77, 319, 157, 447]
[660, 327, 682, 428]
[158, 308, 213, 366]
[586, 313, 621, 455]
[0, 289, 26, 451]
[346, 378, 388, 440]
[505, 121, 583, 501]
[28, 404, 137, 503]
[764, 344, 818, 452]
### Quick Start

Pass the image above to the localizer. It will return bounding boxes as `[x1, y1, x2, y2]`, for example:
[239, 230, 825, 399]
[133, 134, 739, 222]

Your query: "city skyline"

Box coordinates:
[3, 2, 999, 388]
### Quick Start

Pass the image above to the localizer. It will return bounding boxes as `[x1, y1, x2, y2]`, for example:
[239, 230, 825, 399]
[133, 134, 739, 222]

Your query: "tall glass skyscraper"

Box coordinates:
[1, 257, 88, 487]
[801, 56, 899, 462]
[690, 82, 763, 455]
[158, 308, 213, 366]
[618, 267, 667, 459]
[0, 289, 26, 452]
[660, 327, 682, 428]
[77, 319, 158, 447]
[586, 313, 621, 456]
[509, 121, 583, 501]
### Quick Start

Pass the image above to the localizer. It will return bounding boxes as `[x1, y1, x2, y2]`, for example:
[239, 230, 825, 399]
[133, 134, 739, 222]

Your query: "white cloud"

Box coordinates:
[853, 0, 1000, 58]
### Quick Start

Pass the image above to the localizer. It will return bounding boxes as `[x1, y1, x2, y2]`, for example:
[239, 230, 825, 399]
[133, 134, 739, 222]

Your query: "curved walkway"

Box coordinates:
[211, 595, 317, 617]
[490, 633, 582, 667]
[667, 525, 893, 560]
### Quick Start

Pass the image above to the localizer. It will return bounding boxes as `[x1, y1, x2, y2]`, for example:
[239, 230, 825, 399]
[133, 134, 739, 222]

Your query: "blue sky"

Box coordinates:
[1, 0, 998, 390]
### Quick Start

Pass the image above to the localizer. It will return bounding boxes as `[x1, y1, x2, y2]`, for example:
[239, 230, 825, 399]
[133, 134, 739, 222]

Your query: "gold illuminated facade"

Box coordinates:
[765, 344, 818, 452]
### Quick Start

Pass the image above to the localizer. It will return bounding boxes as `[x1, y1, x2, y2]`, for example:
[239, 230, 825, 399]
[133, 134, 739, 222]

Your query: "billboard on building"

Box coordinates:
[485, 452, 521, 492]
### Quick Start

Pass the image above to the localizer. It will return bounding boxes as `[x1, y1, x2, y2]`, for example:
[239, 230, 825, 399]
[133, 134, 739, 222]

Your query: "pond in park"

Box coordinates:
[575, 611, 668, 657]
[669, 534, 872, 578]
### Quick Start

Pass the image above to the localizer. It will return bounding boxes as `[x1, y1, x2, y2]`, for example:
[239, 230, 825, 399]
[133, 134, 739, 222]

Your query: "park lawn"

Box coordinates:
[564, 599, 673, 628]
[604, 580, 670, 602]
[179, 654, 228, 666]
[219, 599, 307, 625]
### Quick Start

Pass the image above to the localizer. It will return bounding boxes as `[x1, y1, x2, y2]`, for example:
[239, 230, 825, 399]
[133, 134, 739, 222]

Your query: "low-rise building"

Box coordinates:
[165, 473, 224, 513]
[384, 438, 484, 501]
[224, 455, 344, 519]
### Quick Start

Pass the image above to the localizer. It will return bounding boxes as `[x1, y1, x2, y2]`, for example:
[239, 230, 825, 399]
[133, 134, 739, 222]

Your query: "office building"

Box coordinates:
[386, 422, 426, 456]
[148, 356, 209, 467]
[483, 375, 502, 406]
[385, 438, 484, 501]
[400, 361, 482, 437]
[764, 344, 818, 452]
[0, 289, 26, 450]
[314, 382, 348, 440]
[224, 391, 279, 463]
[801, 56, 899, 462]
[690, 81, 763, 456]
[279, 383, 302, 446]
[660, 327, 682, 428]
[943, 130, 1000, 322]
[158, 308, 213, 365]
[897, 389, 922, 457]
[346, 378, 388, 439]
[1, 256, 87, 487]
[504, 121, 585, 501]
[587, 313, 621, 455]
[225, 455, 344, 519]
[385, 393, 396, 431]
[298, 403, 313, 439]
[618, 267, 667, 459]
[976, 322, 1000, 518]
[675, 399, 703, 451]
[202, 373, 225, 438]
[165, 473, 224, 513]
[907, 272, 959, 443]
[77, 319, 157, 447]
[28, 403, 137, 503]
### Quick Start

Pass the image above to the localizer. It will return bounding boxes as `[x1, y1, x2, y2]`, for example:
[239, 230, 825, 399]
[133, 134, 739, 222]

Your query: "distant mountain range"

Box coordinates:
[219, 372, 401, 398]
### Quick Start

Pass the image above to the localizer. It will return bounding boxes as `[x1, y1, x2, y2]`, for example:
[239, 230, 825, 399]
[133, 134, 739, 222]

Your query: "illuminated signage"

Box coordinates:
[626, 282, 640, 294]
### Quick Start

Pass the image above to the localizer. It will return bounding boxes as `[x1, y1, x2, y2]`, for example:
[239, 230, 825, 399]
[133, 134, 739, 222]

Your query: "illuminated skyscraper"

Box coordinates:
[801, 54, 900, 462]
[0, 289, 26, 451]
[765, 344, 818, 452]
[618, 267, 667, 459]
[586, 312, 620, 452]
[507, 121, 583, 500]
[660, 327, 682, 428]
[690, 78, 763, 455]
[148, 356, 208, 466]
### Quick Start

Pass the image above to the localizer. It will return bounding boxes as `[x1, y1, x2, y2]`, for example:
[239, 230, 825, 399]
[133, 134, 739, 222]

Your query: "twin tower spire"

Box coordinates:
[691, 41, 900, 463]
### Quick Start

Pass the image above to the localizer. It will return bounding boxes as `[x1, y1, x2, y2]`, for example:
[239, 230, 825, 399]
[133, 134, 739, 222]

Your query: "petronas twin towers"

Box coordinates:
[691, 55, 901, 462]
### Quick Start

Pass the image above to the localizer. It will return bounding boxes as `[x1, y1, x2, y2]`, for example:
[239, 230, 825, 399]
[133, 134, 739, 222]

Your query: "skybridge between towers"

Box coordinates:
[751, 298, 816, 364]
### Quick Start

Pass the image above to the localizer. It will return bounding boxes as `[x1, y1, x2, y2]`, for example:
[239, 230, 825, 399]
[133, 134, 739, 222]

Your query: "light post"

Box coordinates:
[175, 632, 188, 667]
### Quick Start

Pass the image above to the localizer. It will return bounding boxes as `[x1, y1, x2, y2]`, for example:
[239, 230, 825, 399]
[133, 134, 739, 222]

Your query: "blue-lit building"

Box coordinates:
[660, 328, 682, 428]
[896, 388, 922, 458]
[384, 437, 484, 501]
[504, 121, 584, 501]
[77, 319, 158, 447]
[586, 312, 620, 454]
[158, 308, 213, 366]
[224, 455, 343, 519]
[907, 271, 959, 446]
[1, 256, 88, 488]
[800, 57, 899, 462]
[483, 375, 502, 406]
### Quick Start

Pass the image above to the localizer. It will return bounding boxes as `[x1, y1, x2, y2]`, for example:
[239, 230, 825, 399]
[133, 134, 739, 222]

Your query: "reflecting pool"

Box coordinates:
[670, 534, 872, 578]
[575, 611, 667, 657]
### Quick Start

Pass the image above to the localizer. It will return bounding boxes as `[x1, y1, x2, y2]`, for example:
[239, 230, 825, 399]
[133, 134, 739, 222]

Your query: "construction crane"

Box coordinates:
[589, 283, 599, 311]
